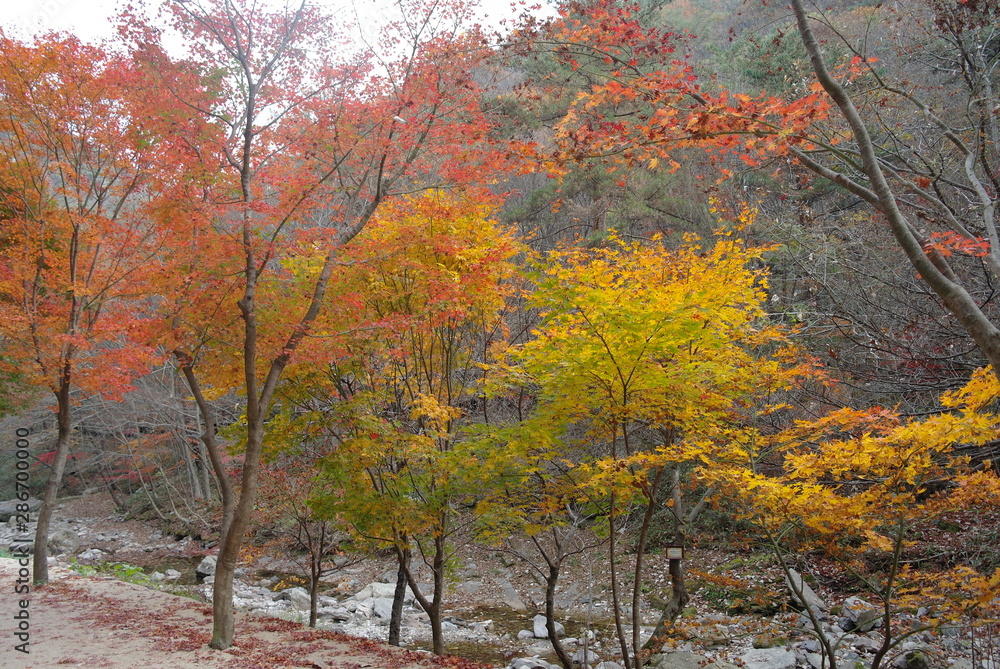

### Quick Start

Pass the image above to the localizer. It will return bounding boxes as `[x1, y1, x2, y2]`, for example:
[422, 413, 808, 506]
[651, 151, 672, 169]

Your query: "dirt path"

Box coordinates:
[0, 558, 487, 669]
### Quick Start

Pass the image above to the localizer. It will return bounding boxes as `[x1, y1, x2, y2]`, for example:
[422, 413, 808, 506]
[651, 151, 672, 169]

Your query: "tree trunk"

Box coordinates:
[639, 468, 705, 666]
[544, 563, 573, 669]
[789, 0, 1000, 380]
[309, 553, 320, 628]
[638, 557, 689, 665]
[182, 432, 203, 500]
[209, 411, 266, 649]
[32, 378, 72, 585]
[608, 493, 632, 669]
[196, 438, 213, 502]
[631, 465, 666, 665]
[403, 530, 446, 655]
[429, 531, 446, 655]
[389, 546, 410, 646]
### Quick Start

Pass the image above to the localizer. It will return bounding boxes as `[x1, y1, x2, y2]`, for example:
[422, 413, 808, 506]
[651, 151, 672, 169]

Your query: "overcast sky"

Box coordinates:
[0, 0, 543, 44]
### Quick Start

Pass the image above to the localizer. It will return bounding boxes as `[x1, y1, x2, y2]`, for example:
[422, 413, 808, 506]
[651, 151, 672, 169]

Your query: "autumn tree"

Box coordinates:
[493, 0, 721, 251]
[122, 0, 510, 649]
[707, 367, 1000, 669]
[493, 211, 813, 667]
[475, 437, 607, 669]
[310, 190, 522, 655]
[520, 0, 1000, 380]
[777, 0, 1000, 375]
[256, 458, 341, 628]
[0, 32, 172, 584]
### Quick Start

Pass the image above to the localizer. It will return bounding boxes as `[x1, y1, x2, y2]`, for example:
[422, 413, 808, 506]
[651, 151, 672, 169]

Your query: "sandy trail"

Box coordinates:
[0, 557, 467, 669]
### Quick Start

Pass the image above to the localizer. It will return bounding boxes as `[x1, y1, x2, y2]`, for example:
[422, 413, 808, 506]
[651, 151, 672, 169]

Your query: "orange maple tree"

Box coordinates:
[0, 32, 175, 584]
[121, 0, 516, 649]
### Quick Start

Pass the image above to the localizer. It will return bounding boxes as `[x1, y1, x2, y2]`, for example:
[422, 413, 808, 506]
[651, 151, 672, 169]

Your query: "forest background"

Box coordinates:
[1, 0, 999, 667]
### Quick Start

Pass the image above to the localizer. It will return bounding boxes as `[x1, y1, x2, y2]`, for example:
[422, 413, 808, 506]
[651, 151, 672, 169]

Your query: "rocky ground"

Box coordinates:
[1, 491, 997, 669]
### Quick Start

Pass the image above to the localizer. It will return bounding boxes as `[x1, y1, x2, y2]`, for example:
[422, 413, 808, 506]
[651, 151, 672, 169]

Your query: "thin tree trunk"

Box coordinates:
[631, 465, 666, 666]
[639, 469, 707, 665]
[429, 530, 446, 655]
[309, 548, 320, 628]
[544, 562, 573, 669]
[32, 378, 72, 585]
[402, 525, 448, 656]
[389, 545, 411, 646]
[100, 458, 125, 511]
[639, 555, 689, 665]
[182, 431, 203, 500]
[608, 493, 632, 669]
[196, 438, 213, 502]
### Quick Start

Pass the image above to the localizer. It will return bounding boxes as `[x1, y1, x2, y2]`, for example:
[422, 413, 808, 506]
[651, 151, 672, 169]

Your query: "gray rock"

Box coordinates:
[78, 548, 106, 561]
[354, 581, 414, 603]
[650, 652, 712, 669]
[470, 619, 493, 634]
[892, 644, 933, 669]
[458, 579, 482, 594]
[279, 586, 312, 611]
[572, 648, 600, 665]
[150, 571, 165, 581]
[48, 527, 80, 555]
[499, 578, 527, 611]
[525, 641, 555, 656]
[373, 596, 394, 619]
[555, 582, 585, 609]
[317, 606, 352, 622]
[533, 613, 565, 639]
[508, 658, 554, 669]
[517, 629, 535, 639]
[164, 569, 182, 580]
[649, 652, 738, 669]
[740, 647, 796, 669]
[195, 555, 217, 577]
[594, 663, 626, 669]
[843, 596, 882, 633]
[0, 497, 41, 522]
[851, 635, 882, 652]
[709, 661, 739, 669]
[787, 569, 827, 612]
